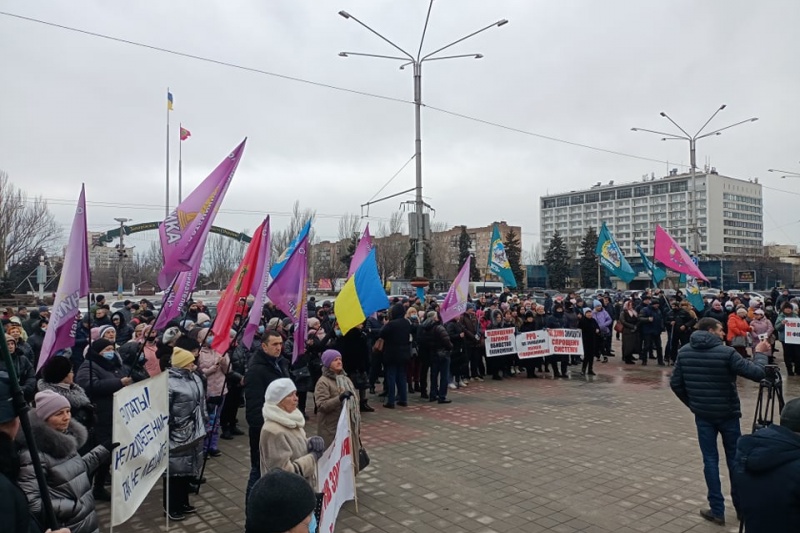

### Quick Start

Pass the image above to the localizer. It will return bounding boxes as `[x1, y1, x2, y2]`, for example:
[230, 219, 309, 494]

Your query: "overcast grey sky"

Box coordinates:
[1, 0, 798, 256]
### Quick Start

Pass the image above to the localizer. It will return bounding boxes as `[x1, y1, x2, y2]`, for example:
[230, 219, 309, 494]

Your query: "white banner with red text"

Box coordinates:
[317, 400, 356, 533]
[486, 328, 584, 358]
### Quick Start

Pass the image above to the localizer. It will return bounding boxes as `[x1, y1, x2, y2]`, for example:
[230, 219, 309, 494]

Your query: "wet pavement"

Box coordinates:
[97, 338, 800, 532]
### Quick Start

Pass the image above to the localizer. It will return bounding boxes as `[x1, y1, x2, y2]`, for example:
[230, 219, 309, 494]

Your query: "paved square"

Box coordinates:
[98, 343, 799, 533]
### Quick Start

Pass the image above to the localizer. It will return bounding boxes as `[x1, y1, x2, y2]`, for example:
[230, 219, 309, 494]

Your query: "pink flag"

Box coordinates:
[157, 138, 246, 289]
[242, 217, 271, 349]
[154, 260, 202, 331]
[348, 224, 373, 278]
[653, 225, 708, 282]
[440, 256, 471, 323]
[266, 233, 309, 363]
[38, 185, 90, 371]
[211, 217, 269, 354]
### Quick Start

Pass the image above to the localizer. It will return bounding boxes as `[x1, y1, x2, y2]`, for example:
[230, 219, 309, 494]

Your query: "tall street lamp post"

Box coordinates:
[338, 3, 507, 277]
[767, 165, 800, 180]
[632, 105, 757, 255]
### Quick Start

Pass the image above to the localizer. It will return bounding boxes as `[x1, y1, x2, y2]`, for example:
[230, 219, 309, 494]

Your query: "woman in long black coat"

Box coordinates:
[619, 300, 641, 364]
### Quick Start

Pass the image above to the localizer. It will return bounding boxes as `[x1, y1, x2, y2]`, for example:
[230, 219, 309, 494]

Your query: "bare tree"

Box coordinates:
[337, 213, 362, 242]
[203, 233, 248, 288]
[374, 212, 406, 284]
[523, 243, 543, 265]
[428, 221, 456, 280]
[128, 241, 163, 284]
[271, 201, 316, 266]
[0, 171, 63, 275]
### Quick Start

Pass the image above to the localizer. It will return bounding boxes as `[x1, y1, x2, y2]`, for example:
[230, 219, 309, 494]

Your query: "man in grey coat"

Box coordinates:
[670, 317, 767, 526]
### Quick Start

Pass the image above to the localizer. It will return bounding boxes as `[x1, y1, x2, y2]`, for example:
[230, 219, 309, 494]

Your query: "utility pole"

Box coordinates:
[114, 218, 131, 297]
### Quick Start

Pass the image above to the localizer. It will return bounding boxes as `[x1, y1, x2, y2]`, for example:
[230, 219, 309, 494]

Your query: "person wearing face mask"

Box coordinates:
[2, 334, 37, 403]
[545, 305, 569, 378]
[74, 339, 132, 501]
[15, 390, 111, 533]
[37, 356, 95, 454]
[25, 318, 49, 368]
[246, 469, 319, 533]
[165, 348, 207, 521]
[670, 318, 767, 526]
[727, 307, 751, 358]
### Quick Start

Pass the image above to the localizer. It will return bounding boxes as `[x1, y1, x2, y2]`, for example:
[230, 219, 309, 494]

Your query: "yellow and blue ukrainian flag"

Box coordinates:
[167, 91, 174, 111]
[335, 248, 390, 335]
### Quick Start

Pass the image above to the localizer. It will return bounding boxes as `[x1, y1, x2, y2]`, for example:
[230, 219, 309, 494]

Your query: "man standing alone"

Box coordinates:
[669, 317, 767, 526]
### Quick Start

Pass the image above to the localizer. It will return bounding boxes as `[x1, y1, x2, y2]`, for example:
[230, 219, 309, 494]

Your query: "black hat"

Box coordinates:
[0, 372, 15, 424]
[42, 356, 73, 384]
[781, 397, 800, 433]
[90, 338, 114, 355]
[246, 469, 316, 533]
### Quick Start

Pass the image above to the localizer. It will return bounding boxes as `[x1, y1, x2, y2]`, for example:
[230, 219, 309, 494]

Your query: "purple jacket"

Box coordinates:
[594, 308, 613, 335]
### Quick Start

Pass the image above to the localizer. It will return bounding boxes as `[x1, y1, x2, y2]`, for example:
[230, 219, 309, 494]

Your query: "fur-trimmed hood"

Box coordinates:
[15, 416, 88, 460]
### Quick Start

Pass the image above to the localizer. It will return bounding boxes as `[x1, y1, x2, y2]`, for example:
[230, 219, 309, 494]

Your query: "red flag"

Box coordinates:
[180, 127, 191, 141]
[211, 217, 268, 354]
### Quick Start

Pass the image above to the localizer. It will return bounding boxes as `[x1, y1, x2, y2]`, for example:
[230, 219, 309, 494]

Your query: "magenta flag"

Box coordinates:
[157, 138, 247, 289]
[653, 225, 708, 282]
[440, 256, 471, 323]
[266, 233, 309, 363]
[38, 185, 90, 371]
[347, 224, 373, 278]
[242, 217, 271, 349]
[154, 260, 202, 331]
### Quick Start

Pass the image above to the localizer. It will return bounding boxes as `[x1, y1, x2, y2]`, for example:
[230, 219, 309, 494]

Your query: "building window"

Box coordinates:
[670, 180, 688, 192]
[542, 198, 556, 209]
[652, 183, 668, 194]
[570, 195, 584, 205]
[634, 185, 650, 197]
[600, 191, 615, 201]
[585, 192, 599, 203]
[556, 197, 570, 207]
[617, 189, 632, 199]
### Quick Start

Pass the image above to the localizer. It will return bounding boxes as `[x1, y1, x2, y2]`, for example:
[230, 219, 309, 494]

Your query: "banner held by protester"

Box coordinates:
[317, 400, 356, 533]
[485, 327, 516, 357]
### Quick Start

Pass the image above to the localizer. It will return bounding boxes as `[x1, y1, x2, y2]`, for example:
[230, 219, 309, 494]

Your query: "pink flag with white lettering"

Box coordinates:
[440, 256, 471, 323]
[157, 139, 246, 289]
[242, 217, 271, 349]
[653, 224, 708, 282]
[348, 224, 373, 278]
[266, 233, 309, 363]
[38, 185, 90, 371]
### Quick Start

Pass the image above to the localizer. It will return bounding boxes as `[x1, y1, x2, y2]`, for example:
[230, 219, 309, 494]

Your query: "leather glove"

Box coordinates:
[339, 391, 353, 402]
[102, 441, 121, 452]
[307, 436, 325, 455]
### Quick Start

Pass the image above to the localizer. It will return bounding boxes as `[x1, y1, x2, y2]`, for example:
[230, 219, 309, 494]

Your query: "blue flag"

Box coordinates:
[595, 223, 635, 283]
[488, 225, 517, 288]
[685, 275, 705, 311]
[270, 220, 311, 278]
[636, 242, 666, 284]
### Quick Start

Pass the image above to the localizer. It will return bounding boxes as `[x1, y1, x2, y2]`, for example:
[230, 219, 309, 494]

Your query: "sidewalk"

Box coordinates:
[98, 348, 798, 533]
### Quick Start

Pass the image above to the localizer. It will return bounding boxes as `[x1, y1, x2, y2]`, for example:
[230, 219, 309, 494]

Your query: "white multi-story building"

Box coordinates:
[540, 169, 763, 260]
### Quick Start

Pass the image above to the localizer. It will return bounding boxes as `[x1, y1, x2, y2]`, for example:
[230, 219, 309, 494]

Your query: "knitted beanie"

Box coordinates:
[246, 469, 316, 533]
[34, 390, 70, 422]
[41, 355, 73, 384]
[321, 349, 341, 368]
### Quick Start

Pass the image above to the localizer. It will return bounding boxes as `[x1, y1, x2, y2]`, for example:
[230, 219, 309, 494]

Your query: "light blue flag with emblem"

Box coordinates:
[636, 241, 666, 284]
[595, 223, 635, 283]
[684, 255, 705, 311]
[270, 219, 311, 278]
[488, 225, 517, 288]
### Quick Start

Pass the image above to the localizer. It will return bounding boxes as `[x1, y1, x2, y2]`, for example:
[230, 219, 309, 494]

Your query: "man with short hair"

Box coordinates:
[670, 317, 767, 526]
[733, 397, 800, 532]
[243, 331, 290, 503]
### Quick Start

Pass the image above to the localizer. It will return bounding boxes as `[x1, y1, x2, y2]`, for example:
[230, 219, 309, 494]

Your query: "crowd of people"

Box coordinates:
[1, 283, 799, 532]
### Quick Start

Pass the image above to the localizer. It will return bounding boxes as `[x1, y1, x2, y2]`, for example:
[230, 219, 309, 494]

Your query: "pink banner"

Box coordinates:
[242, 217, 271, 349]
[266, 234, 309, 363]
[348, 224, 373, 278]
[440, 256, 471, 323]
[653, 225, 708, 282]
[39, 185, 90, 371]
[157, 139, 246, 289]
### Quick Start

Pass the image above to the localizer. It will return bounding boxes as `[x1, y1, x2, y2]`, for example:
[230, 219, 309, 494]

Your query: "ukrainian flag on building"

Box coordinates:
[335, 248, 390, 334]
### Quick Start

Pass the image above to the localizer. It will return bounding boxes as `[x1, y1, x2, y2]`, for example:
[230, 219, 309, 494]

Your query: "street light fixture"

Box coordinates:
[632, 105, 758, 255]
[767, 165, 800, 179]
[338, 2, 507, 278]
[114, 217, 132, 296]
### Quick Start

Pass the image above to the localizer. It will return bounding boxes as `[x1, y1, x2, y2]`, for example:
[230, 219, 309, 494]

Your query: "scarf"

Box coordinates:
[334, 371, 361, 439]
[262, 402, 306, 429]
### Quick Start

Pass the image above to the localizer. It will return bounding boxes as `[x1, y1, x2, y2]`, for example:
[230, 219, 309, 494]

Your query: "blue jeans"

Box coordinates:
[695, 415, 741, 518]
[429, 354, 451, 400]
[385, 363, 407, 405]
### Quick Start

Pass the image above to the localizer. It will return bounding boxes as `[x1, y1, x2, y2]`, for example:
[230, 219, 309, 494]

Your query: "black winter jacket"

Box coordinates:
[733, 424, 800, 533]
[74, 352, 126, 444]
[243, 350, 290, 428]
[0, 351, 36, 403]
[378, 304, 412, 366]
[670, 331, 766, 419]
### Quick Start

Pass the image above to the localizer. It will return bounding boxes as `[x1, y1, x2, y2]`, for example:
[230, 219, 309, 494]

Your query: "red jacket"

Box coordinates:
[727, 314, 750, 342]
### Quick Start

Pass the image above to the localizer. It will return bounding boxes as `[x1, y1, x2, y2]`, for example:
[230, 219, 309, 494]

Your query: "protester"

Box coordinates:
[314, 350, 362, 462]
[619, 300, 640, 365]
[578, 308, 600, 376]
[639, 298, 665, 366]
[733, 397, 800, 532]
[592, 300, 612, 363]
[15, 390, 110, 533]
[2, 335, 36, 403]
[165, 347, 207, 521]
[37, 356, 95, 452]
[775, 302, 799, 376]
[747, 309, 774, 356]
[378, 304, 412, 408]
[245, 469, 317, 533]
[196, 328, 229, 457]
[334, 323, 373, 413]
[727, 307, 751, 358]
[243, 331, 290, 502]
[545, 304, 569, 378]
[259, 378, 323, 486]
[669, 318, 767, 526]
[110, 312, 133, 345]
[74, 338, 132, 501]
[459, 304, 484, 382]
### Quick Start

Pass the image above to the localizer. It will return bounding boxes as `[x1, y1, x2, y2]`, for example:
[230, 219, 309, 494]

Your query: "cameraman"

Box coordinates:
[733, 398, 800, 532]
[670, 317, 767, 526]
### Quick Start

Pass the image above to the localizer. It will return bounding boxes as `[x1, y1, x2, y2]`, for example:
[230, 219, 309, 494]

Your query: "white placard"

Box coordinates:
[547, 329, 584, 356]
[111, 372, 169, 527]
[484, 327, 517, 357]
[784, 318, 800, 345]
[516, 330, 552, 359]
[318, 400, 357, 533]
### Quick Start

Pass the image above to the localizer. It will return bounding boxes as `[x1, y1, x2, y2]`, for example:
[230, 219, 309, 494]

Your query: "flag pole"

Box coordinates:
[166, 87, 170, 218]
[178, 122, 183, 203]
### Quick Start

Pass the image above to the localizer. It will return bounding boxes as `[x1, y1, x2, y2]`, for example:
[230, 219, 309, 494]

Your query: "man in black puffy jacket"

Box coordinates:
[670, 317, 767, 527]
[732, 398, 800, 533]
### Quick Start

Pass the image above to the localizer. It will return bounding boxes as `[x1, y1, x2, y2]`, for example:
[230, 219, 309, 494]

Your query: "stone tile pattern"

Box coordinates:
[97, 341, 799, 533]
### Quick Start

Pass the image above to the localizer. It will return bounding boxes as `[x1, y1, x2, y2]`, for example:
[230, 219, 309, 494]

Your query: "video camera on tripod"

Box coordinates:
[751, 364, 785, 432]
